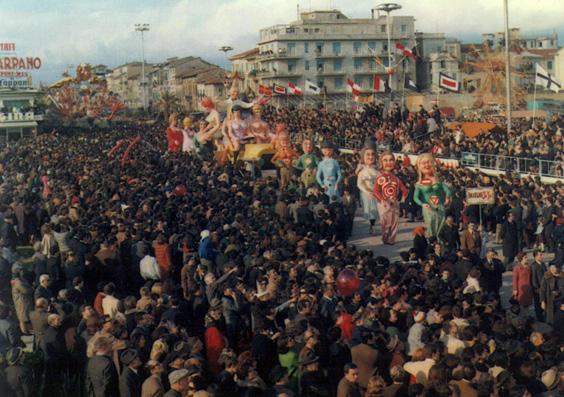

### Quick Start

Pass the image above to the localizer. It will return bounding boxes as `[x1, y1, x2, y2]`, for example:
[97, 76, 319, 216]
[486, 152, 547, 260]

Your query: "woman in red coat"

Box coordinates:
[153, 234, 172, 281]
[204, 303, 226, 375]
[512, 252, 533, 309]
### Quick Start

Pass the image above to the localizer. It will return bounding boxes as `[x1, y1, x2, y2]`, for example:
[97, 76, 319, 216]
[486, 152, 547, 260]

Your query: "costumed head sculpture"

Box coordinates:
[302, 139, 314, 154]
[201, 97, 215, 111]
[321, 140, 334, 158]
[182, 117, 192, 129]
[379, 150, 396, 172]
[252, 103, 262, 115]
[360, 142, 377, 167]
[168, 113, 178, 127]
[416, 153, 437, 182]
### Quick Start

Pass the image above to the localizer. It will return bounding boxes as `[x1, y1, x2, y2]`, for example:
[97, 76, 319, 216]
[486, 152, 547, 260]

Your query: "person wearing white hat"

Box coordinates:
[165, 369, 190, 397]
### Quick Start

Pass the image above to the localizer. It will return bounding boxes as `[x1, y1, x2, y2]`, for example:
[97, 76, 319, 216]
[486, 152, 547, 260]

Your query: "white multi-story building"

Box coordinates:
[0, 88, 42, 143]
[256, 8, 416, 99]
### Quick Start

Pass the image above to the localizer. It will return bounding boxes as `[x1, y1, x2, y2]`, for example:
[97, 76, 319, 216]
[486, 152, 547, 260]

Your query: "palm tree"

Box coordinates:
[158, 90, 180, 121]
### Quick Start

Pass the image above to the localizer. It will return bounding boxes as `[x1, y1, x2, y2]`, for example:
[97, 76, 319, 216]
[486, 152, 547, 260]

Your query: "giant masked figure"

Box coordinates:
[356, 142, 379, 234]
[413, 153, 451, 237]
[373, 151, 407, 244]
[316, 141, 342, 199]
[294, 139, 319, 190]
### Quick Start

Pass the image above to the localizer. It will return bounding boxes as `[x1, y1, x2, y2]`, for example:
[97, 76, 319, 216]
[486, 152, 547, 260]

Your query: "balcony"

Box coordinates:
[314, 50, 345, 59]
[257, 70, 302, 79]
[353, 67, 388, 75]
[317, 69, 346, 76]
[352, 50, 390, 58]
[259, 49, 302, 61]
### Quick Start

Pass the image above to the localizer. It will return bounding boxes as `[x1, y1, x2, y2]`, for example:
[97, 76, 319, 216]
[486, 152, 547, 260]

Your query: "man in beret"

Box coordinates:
[119, 349, 143, 397]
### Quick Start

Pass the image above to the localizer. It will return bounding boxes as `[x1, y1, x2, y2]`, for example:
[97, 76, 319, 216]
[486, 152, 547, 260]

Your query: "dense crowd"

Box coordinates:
[0, 105, 562, 397]
[261, 105, 564, 172]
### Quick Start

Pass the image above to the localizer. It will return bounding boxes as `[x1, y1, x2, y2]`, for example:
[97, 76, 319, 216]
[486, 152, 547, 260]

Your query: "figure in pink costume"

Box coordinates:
[373, 151, 407, 245]
[248, 104, 271, 144]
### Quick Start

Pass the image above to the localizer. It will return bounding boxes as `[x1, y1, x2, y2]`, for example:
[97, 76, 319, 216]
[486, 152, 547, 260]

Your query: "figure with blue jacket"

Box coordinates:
[316, 141, 342, 199]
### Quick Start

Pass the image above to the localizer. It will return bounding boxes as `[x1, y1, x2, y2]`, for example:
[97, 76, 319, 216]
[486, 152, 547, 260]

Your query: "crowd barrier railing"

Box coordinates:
[460, 152, 563, 179]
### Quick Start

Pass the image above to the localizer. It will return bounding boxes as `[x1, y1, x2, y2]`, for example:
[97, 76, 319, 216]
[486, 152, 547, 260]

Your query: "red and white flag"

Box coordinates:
[373, 75, 386, 92]
[346, 79, 361, 96]
[273, 83, 287, 95]
[258, 84, 273, 96]
[395, 42, 416, 60]
[288, 82, 303, 96]
[439, 72, 459, 92]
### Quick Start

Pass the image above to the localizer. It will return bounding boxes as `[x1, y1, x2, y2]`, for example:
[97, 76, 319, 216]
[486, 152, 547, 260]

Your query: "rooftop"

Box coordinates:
[229, 48, 259, 61]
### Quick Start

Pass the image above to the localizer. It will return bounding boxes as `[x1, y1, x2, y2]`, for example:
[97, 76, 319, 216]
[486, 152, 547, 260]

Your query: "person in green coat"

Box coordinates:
[294, 139, 320, 190]
[414, 153, 452, 238]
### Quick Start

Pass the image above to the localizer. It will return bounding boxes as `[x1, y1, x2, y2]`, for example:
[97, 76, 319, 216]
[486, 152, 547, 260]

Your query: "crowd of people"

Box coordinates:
[0, 96, 562, 397]
[260, 104, 564, 176]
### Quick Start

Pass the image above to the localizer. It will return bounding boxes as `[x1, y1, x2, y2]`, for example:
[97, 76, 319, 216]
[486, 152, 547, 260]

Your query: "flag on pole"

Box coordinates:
[346, 79, 361, 96]
[373, 75, 386, 92]
[395, 42, 417, 60]
[272, 83, 287, 95]
[404, 76, 418, 91]
[439, 72, 459, 92]
[305, 80, 321, 95]
[258, 84, 273, 96]
[353, 95, 374, 104]
[535, 63, 561, 92]
[288, 82, 303, 96]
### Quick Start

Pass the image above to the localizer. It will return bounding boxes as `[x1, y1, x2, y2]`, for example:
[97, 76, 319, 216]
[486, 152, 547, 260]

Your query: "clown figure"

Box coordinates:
[356, 143, 380, 234]
[294, 139, 320, 190]
[373, 151, 407, 244]
[413, 153, 452, 238]
[271, 131, 299, 191]
[316, 141, 342, 199]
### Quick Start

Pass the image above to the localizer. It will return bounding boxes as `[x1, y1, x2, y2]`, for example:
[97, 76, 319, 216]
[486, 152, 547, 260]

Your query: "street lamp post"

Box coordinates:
[219, 46, 234, 96]
[375, 3, 402, 104]
[503, 0, 512, 135]
[135, 23, 150, 112]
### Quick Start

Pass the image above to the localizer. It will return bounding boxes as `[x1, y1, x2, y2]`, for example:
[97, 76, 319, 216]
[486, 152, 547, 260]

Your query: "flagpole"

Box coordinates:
[532, 79, 537, 122]
[503, 0, 512, 135]
[401, 62, 406, 109]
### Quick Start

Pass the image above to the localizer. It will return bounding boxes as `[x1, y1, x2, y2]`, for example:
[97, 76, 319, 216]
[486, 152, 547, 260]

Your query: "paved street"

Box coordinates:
[348, 214, 548, 308]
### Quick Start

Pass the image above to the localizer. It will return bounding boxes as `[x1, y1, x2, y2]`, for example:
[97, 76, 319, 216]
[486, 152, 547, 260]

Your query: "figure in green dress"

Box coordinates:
[294, 139, 320, 190]
[413, 153, 452, 238]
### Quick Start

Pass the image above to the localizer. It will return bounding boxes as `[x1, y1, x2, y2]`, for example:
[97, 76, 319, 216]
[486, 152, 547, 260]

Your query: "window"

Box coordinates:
[288, 60, 297, 72]
[539, 42, 543, 48]
[369, 60, 376, 70]
[333, 59, 342, 72]
[317, 62, 324, 72]
[368, 41, 376, 52]
[354, 77, 363, 86]
[334, 77, 344, 89]
[316, 43, 324, 53]
[354, 59, 363, 71]
[314, 28, 320, 33]
[380, 25, 387, 33]
[305, 60, 310, 71]
[401, 24, 407, 33]
[332, 42, 341, 55]
[440, 61, 446, 68]
[304, 42, 309, 53]
[547, 61, 553, 70]
[287, 42, 296, 55]
[353, 41, 362, 54]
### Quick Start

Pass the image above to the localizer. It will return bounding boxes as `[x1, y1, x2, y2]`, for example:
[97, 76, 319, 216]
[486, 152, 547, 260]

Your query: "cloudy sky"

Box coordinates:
[3, 0, 563, 84]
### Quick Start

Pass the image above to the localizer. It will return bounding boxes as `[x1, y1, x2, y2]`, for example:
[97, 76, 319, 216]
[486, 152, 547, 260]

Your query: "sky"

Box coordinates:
[2, 0, 563, 85]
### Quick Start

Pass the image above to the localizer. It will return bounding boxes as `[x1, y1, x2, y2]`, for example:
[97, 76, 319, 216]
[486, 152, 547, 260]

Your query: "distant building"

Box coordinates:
[415, 32, 446, 90]
[230, 48, 260, 94]
[0, 88, 42, 144]
[256, 8, 416, 101]
[429, 52, 460, 91]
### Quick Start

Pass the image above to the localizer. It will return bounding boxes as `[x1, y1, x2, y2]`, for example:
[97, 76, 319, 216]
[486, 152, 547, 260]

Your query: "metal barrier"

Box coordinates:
[460, 152, 564, 178]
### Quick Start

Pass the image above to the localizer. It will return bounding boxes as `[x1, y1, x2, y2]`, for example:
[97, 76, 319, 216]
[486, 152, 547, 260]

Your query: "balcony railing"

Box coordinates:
[460, 152, 563, 178]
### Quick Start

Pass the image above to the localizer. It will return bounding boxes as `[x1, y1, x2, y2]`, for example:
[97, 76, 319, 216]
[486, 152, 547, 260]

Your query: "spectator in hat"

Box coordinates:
[164, 369, 190, 397]
[0, 303, 22, 356]
[539, 264, 564, 325]
[5, 347, 32, 397]
[479, 249, 505, 297]
[501, 212, 519, 268]
[299, 352, 328, 397]
[120, 349, 143, 397]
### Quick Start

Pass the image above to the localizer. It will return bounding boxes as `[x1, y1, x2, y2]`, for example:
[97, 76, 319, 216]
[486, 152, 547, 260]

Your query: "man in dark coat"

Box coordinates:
[438, 215, 460, 255]
[540, 264, 564, 326]
[119, 349, 143, 397]
[40, 314, 67, 397]
[86, 336, 119, 397]
[337, 363, 362, 397]
[531, 250, 548, 321]
[479, 249, 505, 297]
[501, 212, 519, 268]
[29, 297, 50, 349]
[5, 347, 32, 397]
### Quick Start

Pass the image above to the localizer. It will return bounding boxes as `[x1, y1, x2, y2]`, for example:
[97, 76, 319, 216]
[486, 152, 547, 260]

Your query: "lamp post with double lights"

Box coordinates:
[375, 3, 402, 102]
[134, 23, 150, 112]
